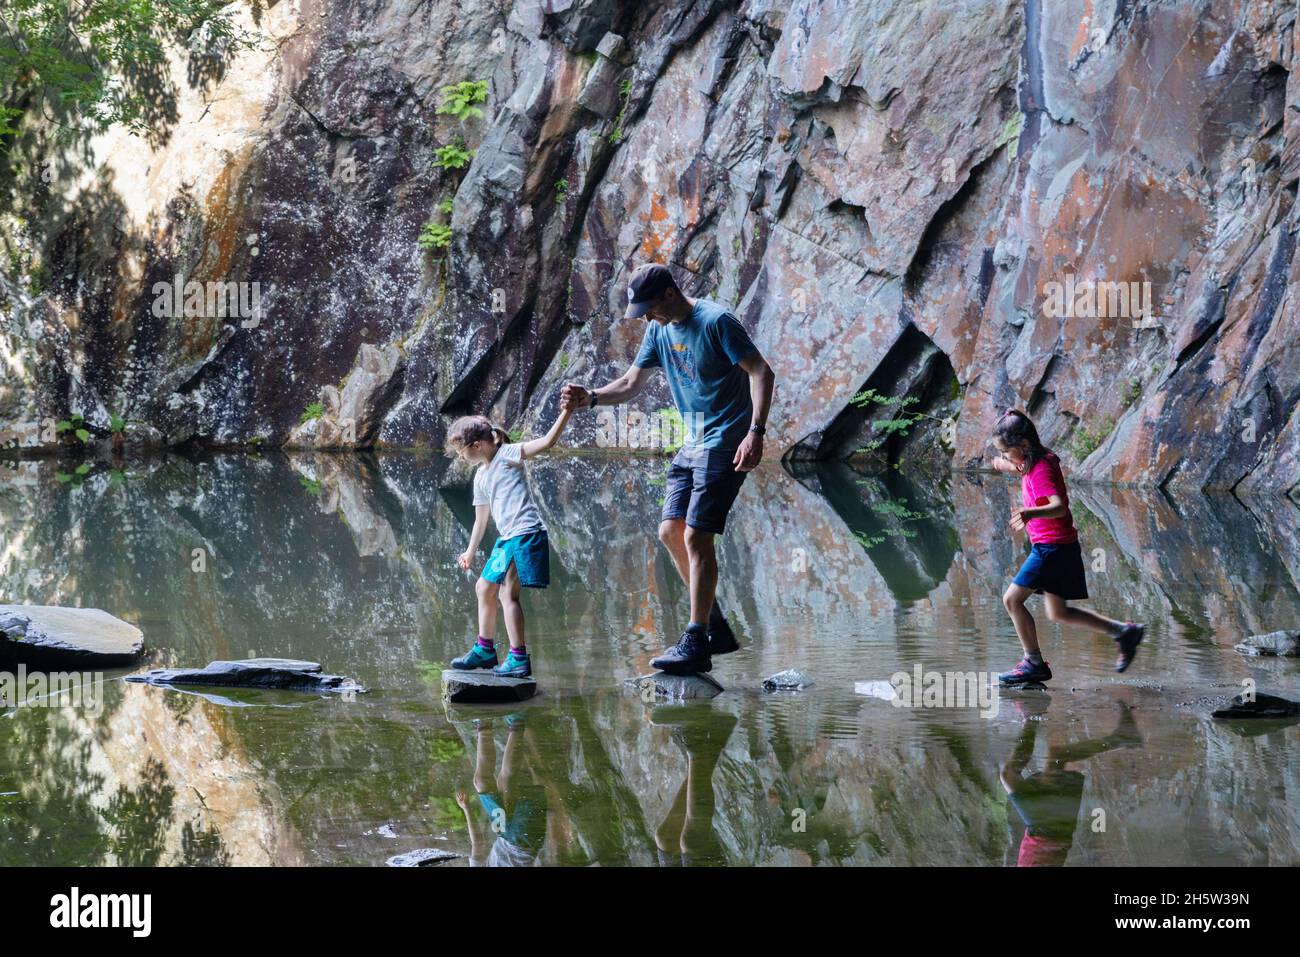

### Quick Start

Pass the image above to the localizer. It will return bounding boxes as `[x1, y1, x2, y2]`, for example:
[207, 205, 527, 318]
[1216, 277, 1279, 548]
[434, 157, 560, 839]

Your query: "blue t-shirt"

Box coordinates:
[633, 298, 758, 451]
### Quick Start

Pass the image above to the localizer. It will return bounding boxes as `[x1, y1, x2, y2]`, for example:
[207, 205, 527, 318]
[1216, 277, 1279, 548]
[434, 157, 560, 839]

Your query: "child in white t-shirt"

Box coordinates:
[445, 405, 572, 678]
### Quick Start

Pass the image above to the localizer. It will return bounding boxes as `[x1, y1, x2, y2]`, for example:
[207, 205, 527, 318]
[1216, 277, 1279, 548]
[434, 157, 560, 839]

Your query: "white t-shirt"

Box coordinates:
[472, 443, 546, 539]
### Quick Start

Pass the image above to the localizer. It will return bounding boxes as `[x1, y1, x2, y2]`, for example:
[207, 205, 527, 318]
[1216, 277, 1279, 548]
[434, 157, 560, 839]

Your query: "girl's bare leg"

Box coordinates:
[476, 577, 500, 639]
[1003, 584, 1040, 655]
[1043, 594, 1123, 638]
[499, 564, 525, 650]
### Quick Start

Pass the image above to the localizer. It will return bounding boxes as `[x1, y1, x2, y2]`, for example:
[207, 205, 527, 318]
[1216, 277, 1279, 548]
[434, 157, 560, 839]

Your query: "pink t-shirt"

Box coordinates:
[1021, 452, 1078, 545]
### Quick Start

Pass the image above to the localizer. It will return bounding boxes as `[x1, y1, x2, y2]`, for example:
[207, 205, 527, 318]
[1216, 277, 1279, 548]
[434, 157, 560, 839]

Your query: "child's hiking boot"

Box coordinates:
[492, 649, 531, 679]
[651, 629, 712, 675]
[998, 656, 1052, 685]
[451, 641, 498, 670]
[707, 602, 739, 655]
[1114, 622, 1144, 673]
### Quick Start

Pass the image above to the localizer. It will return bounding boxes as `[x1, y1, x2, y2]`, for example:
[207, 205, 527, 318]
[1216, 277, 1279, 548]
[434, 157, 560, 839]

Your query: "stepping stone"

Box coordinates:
[0, 605, 144, 667]
[625, 672, 724, 701]
[386, 848, 460, 867]
[1211, 692, 1300, 719]
[762, 668, 814, 691]
[1234, 631, 1300, 657]
[854, 680, 898, 701]
[127, 658, 364, 694]
[441, 669, 537, 704]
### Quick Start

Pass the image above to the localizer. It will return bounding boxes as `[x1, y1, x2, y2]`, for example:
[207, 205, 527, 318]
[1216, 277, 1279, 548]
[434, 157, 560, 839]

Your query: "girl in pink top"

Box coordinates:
[990, 409, 1144, 683]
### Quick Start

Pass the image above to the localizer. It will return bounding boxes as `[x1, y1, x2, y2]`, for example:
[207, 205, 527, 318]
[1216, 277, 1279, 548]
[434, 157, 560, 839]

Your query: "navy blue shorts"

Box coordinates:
[1013, 541, 1088, 600]
[482, 529, 550, 588]
[661, 448, 748, 535]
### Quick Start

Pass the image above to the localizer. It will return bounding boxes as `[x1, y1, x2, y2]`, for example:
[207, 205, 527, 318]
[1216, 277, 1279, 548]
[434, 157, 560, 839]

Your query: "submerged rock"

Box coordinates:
[1234, 631, 1300, 657]
[386, 848, 460, 867]
[0, 605, 144, 666]
[625, 672, 724, 701]
[441, 669, 537, 704]
[127, 658, 364, 694]
[762, 669, 814, 692]
[1211, 692, 1300, 719]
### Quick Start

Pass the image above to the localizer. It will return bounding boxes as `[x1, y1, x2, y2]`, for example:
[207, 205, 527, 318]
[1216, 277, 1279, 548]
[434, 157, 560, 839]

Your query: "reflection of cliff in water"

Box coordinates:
[0, 451, 1298, 865]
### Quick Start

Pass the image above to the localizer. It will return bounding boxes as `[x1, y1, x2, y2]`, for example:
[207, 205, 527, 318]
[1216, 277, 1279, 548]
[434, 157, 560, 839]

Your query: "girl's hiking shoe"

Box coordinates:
[707, 603, 739, 655]
[651, 630, 712, 675]
[493, 650, 531, 679]
[451, 643, 498, 670]
[998, 656, 1052, 685]
[1114, 623, 1144, 673]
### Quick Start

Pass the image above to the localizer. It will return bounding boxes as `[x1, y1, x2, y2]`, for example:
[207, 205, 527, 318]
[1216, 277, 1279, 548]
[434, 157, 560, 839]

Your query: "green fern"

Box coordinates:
[436, 80, 488, 122]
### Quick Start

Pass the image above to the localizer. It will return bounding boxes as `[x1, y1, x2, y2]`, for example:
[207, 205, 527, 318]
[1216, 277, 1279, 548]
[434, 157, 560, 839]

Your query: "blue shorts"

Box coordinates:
[482, 529, 550, 588]
[661, 447, 748, 535]
[1013, 541, 1088, 600]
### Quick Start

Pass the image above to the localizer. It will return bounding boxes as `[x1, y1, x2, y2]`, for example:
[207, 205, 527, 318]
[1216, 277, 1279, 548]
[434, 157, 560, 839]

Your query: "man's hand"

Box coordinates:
[733, 431, 763, 472]
[1008, 507, 1027, 533]
[560, 382, 592, 411]
[457, 550, 473, 570]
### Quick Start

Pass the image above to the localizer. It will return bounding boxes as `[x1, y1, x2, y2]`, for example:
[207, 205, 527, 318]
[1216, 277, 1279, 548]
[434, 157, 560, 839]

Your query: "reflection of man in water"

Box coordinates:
[1000, 699, 1141, 867]
[650, 705, 738, 866]
[457, 716, 549, 867]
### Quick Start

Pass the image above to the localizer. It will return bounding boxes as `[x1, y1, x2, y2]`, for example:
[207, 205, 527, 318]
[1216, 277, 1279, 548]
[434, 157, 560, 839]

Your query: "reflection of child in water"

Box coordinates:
[456, 717, 548, 867]
[999, 700, 1140, 867]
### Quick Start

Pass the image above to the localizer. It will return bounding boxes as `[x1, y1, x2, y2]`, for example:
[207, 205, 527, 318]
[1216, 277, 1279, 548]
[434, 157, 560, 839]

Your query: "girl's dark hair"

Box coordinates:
[444, 415, 510, 456]
[994, 408, 1048, 467]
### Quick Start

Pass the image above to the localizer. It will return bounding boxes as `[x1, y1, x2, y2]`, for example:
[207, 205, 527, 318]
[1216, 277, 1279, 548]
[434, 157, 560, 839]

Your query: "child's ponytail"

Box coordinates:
[445, 415, 511, 455]
[995, 408, 1049, 467]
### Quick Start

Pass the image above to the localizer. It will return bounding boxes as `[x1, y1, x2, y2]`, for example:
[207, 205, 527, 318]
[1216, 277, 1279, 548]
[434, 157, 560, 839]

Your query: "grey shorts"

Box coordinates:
[661, 447, 748, 535]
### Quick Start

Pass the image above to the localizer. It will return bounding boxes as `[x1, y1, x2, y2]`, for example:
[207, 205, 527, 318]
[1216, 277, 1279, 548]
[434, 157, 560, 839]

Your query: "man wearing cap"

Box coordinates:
[561, 263, 776, 675]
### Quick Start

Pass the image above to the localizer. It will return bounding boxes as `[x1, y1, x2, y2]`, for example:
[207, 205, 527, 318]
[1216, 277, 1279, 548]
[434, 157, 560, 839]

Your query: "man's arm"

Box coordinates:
[732, 351, 775, 472]
[520, 406, 573, 459]
[561, 364, 652, 410]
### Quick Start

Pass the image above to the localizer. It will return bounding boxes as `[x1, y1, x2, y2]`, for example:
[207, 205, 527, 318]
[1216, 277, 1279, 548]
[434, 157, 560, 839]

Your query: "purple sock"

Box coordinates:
[511, 645, 527, 657]
[476, 636, 495, 650]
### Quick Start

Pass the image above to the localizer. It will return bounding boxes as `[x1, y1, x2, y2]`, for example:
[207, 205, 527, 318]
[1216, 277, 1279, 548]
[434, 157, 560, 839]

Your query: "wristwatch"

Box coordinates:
[750, 424, 766, 435]
[588, 389, 598, 409]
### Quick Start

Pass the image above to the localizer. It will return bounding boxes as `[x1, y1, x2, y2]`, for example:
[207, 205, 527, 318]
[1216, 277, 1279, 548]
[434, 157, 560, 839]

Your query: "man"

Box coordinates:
[561, 263, 776, 675]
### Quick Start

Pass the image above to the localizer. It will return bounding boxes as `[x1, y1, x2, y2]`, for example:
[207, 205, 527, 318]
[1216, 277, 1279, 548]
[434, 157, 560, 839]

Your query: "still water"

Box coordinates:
[1, 452, 1298, 866]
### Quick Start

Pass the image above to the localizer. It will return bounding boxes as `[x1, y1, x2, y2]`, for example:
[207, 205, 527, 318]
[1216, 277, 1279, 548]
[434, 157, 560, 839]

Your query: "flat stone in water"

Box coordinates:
[0, 605, 144, 666]
[127, 658, 364, 693]
[1212, 692, 1300, 719]
[625, 672, 724, 701]
[441, 669, 537, 704]
[1234, 630, 1300, 657]
[762, 668, 813, 691]
[386, 848, 460, 867]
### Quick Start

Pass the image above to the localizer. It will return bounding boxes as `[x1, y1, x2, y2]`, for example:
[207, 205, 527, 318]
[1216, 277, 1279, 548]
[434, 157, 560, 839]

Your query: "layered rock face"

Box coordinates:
[2, 0, 1297, 491]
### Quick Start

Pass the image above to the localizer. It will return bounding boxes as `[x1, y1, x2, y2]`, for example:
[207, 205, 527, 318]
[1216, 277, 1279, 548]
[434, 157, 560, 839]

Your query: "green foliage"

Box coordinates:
[418, 221, 452, 250]
[55, 462, 92, 484]
[507, 428, 524, 443]
[1122, 378, 1142, 409]
[0, 0, 256, 144]
[848, 388, 951, 458]
[658, 407, 686, 454]
[558, 354, 570, 373]
[1069, 418, 1114, 461]
[55, 412, 90, 443]
[432, 139, 473, 171]
[428, 735, 465, 764]
[437, 196, 454, 215]
[608, 78, 633, 145]
[852, 495, 930, 549]
[555, 177, 569, 200]
[108, 413, 127, 434]
[994, 111, 1026, 160]
[299, 475, 322, 496]
[435, 80, 488, 123]
[299, 402, 325, 425]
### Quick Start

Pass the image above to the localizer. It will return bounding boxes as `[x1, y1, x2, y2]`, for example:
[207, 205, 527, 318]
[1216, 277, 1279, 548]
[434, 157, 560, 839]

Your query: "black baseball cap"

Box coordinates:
[624, 263, 676, 318]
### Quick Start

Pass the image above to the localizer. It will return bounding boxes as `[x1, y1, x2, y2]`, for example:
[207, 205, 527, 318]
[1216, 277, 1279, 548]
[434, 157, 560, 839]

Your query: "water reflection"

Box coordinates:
[0, 452, 1297, 865]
